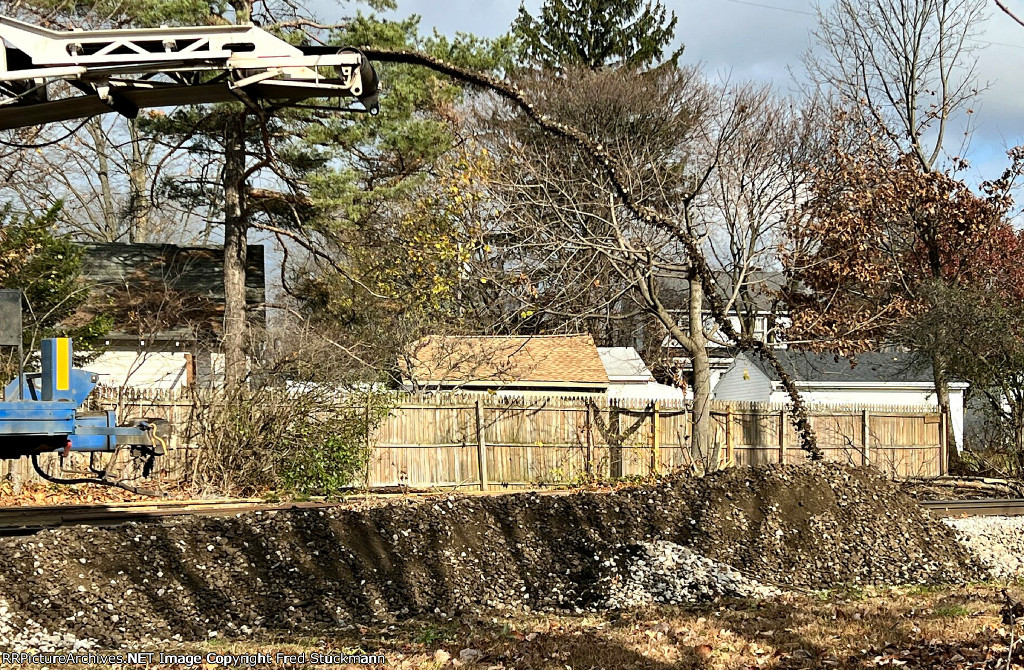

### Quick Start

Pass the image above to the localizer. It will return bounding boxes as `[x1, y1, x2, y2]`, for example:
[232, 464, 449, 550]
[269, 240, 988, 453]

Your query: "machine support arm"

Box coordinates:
[0, 16, 378, 130]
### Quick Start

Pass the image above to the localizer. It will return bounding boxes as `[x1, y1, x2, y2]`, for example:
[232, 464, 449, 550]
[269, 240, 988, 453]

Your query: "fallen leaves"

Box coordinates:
[0, 481, 152, 506]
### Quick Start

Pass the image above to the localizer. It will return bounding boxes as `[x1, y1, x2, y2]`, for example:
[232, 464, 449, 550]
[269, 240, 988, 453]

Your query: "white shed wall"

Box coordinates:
[86, 351, 191, 389]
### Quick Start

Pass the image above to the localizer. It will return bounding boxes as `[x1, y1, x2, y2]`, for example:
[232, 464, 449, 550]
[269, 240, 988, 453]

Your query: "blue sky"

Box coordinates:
[308, 0, 1024, 185]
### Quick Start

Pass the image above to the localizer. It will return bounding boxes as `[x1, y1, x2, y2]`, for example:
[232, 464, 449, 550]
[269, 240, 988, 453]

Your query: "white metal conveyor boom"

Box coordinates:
[0, 16, 379, 130]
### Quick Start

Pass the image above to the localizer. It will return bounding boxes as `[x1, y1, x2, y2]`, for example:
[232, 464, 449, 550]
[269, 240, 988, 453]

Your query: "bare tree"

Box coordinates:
[475, 68, 820, 464]
[804, 0, 987, 454]
[704, 94, 827, 341]
[806, 0, 986, 173]
[0, 115, 183, 243]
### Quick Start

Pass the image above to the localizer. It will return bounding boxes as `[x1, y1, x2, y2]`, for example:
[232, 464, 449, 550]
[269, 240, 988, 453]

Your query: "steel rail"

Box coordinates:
[7, 491, 1017, 533]
[920, 498, 1024, 517]
[0, 499, 338, 534]
[0, 488, 588, 533]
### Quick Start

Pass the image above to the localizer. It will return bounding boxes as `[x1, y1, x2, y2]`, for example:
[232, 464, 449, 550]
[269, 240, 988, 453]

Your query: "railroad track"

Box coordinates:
[0, 489, 576, 534]
[0, 492, 1016, 533]
[920, 498, 1024, 517]
[0, 499, 338, 534]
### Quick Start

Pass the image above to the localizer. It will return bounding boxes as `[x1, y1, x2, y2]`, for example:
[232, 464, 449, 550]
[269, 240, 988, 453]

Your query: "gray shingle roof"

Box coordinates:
[744, 350, 934, 384]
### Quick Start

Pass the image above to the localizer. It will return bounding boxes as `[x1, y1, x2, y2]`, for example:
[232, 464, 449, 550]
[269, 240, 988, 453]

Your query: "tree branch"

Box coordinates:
[360, 48, 821, 458]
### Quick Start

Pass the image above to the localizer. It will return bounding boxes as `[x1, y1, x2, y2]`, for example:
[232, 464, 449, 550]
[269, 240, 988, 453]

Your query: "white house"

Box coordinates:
[78, 242, 266, 390]
[713, 351, 968, 446]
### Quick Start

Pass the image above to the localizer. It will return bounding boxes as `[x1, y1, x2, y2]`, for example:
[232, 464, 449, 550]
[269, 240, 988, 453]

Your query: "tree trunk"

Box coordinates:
[87, 119, 117, 241]
[1015, 412, 1024, 476]
[223, 112, 248, 389]
[128, 119, 150, 243]
[641, 265, 715, 468]
[931, 350, 961, 473]
[688, 269, 714, 466]
[692, 340, 713, 467]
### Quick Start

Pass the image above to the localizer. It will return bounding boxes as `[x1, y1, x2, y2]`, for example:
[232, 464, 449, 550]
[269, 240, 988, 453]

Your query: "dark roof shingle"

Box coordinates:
[745, 350, 933, 384]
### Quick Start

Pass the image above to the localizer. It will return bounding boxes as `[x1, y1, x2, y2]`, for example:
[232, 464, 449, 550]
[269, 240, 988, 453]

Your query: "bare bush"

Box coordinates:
[184, 326, 394, 496]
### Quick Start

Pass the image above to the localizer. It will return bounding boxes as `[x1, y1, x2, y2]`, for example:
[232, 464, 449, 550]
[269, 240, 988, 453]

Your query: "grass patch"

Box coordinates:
[933, 603, 972, 617]
[904, 582, 949, 595]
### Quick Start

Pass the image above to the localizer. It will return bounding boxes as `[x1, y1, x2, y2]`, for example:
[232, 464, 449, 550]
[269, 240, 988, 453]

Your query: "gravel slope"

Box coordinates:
[0, 463, 982, 650]
[943, 516, 1024, 579]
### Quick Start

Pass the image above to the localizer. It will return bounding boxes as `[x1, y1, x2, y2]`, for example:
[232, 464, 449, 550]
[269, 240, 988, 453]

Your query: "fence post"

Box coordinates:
[363, 393, 372, 490]
[724, 404, 734, 469]
[862, 409, 870, 466]
[939, 409, 948, 477]
[609, 406, 622, 479]
[475, 399, 488, 491]
[651, 401, 661, 475]
[779, 408, 787, 464]
[585, 401, 594, 476]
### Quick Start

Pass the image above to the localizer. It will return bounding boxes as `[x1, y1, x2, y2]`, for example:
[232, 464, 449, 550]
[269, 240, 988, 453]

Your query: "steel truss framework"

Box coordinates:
[0, 16, 379, 130]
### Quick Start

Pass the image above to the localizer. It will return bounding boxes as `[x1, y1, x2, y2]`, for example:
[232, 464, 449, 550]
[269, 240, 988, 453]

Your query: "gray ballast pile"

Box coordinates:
[599, 540, 780, 608]
[0, 463, 983, 649]
[943, 516, 1024, 579]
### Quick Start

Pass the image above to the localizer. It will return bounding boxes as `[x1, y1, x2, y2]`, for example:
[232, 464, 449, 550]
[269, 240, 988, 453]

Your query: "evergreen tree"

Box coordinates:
[291, 16, 513, 380]
[0, 205, 112, 379]
[512, 0, 680, 70]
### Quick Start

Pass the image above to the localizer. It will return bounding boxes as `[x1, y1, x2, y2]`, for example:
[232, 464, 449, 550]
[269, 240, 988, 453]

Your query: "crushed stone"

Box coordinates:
[0, 463, 982, 649]
[598, 540, 780, 608]
[0, 599, 97, 654]
[943, 516, 1024, 579]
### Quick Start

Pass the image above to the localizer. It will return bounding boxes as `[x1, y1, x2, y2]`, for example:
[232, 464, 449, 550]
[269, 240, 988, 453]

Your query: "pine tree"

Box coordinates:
[0, 205, 112, 379]
[512, 0, 680, 70]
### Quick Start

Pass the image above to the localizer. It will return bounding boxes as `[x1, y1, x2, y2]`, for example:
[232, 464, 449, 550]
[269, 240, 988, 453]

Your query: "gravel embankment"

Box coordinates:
[943, 516, 1024, 579]
[0, 463, 983, 649]
[0, 600, 97, 654]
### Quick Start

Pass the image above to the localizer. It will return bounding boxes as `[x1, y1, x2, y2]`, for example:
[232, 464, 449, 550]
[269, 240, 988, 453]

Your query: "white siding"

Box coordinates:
[607, 382, 686, 401]
[766, 386, 967, 448]
[86, 351, 191, 389]
[712, 355, 773, 402]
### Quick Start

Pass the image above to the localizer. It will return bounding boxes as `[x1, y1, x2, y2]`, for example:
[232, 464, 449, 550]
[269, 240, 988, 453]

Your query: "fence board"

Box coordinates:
[6, 390, 944, 488]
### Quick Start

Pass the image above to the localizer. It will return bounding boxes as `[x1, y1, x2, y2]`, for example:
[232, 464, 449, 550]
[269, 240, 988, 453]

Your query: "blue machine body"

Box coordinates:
[0, 338, 152, 456]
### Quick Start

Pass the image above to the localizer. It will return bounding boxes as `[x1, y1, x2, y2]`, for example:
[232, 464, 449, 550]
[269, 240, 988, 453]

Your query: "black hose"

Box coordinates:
[31, 453, 166, 497]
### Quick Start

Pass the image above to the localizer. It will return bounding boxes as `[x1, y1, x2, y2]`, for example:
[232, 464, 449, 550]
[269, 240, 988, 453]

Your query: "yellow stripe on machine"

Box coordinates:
[55, 337, 70, 391]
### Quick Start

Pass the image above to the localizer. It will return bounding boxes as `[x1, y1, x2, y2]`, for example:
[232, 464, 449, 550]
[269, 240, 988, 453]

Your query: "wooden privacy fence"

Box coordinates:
[6, 388, 945, 488]
[369, 396, 947, 488]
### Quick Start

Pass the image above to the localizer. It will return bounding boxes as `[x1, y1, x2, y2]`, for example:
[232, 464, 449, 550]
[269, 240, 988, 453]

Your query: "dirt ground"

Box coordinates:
[0, 464, 1002, 668]
[0, 583, 1021, 669]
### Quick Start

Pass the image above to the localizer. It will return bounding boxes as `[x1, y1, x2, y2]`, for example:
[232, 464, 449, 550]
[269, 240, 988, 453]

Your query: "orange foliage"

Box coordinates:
[785, 144, 1023, 353]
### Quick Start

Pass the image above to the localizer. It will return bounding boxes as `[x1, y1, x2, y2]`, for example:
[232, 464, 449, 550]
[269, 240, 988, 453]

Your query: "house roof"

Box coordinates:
[597, 347, 655, 383]
[740, 350, 935, 384]
[607, 381, 687, 401]
[79, 242, 266, 344]
[402, 335, 610, 388]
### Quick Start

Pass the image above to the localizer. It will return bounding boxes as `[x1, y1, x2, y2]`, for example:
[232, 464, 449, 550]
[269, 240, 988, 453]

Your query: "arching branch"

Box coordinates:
[361, 48, 822, 458]
[996, 0, 1024, 29]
